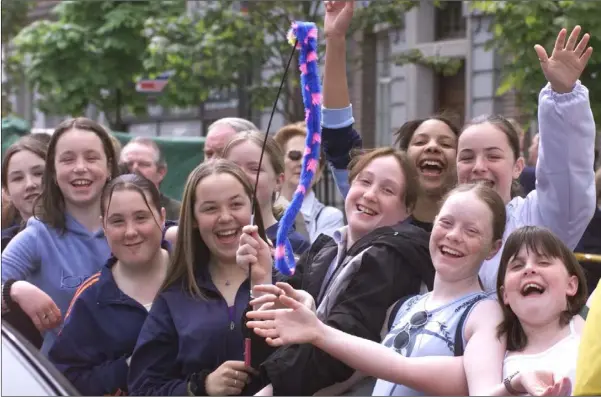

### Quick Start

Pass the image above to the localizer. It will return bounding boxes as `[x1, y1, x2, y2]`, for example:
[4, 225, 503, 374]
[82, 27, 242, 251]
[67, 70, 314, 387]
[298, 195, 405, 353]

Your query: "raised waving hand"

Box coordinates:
[535, 25, 593, 93]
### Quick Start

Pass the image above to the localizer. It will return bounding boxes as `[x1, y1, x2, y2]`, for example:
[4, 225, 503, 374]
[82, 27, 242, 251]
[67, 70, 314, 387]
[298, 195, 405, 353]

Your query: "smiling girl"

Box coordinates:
[494, 226, 588, 395]
[48, 173, 170, 396]
[127, 160, 272, 396]
[1, 117, 118, 354]
[1, 135, 48, 250]
[237, 147, 435, 396]
[222, 130, 310, 255]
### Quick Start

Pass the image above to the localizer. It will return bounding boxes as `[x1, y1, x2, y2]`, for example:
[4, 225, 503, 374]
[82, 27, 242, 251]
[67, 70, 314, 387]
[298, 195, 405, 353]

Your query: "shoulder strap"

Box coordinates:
[580, 304, 589, 320]
[387, 295, 416, 331]
[454, 296, 485, 357]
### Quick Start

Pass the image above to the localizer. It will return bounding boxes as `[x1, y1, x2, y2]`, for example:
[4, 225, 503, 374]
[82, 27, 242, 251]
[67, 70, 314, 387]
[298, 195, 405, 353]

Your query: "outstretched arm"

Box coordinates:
[248, 295, 468, 395]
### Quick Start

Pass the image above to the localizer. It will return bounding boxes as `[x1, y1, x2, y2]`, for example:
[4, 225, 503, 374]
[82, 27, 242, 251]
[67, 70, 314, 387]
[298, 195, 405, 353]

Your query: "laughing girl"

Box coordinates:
[1, 118, 118, 354]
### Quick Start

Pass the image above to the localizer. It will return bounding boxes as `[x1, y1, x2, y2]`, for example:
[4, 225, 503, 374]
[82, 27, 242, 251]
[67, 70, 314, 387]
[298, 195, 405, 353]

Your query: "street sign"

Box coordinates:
[135, 71, 175, 93]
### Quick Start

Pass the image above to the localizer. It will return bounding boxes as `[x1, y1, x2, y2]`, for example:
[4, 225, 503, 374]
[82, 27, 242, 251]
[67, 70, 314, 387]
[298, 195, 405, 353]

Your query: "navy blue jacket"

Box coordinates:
[48, 241, 171, 396]
[128, 270, 255, 396]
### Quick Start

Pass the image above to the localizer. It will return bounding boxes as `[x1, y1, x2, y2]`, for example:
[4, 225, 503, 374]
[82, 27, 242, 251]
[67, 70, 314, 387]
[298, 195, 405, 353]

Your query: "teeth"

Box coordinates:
[441, 246, 462, 257]
[357, 205, 376, 216]
[522, 283, 544, 293]
[72, 180, 92, 186]
[216, 230, 237, 237]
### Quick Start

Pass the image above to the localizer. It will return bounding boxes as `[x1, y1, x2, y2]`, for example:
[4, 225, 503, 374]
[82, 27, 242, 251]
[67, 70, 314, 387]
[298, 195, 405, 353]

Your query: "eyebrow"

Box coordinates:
[199, 194, 244, 205]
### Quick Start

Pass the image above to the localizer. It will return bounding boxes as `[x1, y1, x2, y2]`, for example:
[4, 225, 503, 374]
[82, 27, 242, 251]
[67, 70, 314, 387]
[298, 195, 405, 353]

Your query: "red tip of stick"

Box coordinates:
[244, 338, 252, 366]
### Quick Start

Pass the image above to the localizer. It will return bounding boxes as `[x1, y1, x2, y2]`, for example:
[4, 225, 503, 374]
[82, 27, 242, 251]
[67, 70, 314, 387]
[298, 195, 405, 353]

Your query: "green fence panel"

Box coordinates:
[112, 132, 205, 200]
[1, 117, 31, 157]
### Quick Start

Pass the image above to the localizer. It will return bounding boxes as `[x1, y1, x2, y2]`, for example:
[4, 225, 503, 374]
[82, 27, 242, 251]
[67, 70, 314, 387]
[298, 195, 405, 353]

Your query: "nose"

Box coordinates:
[363, 185, 377, 202]
[218, 208, 234, 223]
[25, 174, 39, 190]
[124, 221, 138, 239]
[522, 260, 538, 275]
[74, 157, 88, 173]
[445, 226, 461, 242]
[424, 139, 441, 154]
[472, 155, 487, 174]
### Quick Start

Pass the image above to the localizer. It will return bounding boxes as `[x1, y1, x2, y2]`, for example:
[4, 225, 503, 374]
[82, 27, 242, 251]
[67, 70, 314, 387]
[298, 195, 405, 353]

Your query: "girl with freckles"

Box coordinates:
[1, 118, 119, 354]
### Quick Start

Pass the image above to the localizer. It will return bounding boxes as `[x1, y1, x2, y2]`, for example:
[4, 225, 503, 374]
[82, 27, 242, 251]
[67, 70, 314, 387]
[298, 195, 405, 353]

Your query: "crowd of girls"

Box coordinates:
[1, 1, 599, 396]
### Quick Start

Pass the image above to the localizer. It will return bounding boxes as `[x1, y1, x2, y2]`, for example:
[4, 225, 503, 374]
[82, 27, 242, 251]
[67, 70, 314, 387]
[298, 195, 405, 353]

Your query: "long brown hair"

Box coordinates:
[1, 135, 49, 229]
[161, 159, 267, 299]
[34, 118, 119, 233]
[496, 226, 588, 351]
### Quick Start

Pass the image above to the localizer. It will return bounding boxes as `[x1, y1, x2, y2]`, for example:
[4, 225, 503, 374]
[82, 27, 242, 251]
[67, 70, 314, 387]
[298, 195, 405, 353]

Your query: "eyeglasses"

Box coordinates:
[393, 310, 429, 351]
[287, 150, 302, 161]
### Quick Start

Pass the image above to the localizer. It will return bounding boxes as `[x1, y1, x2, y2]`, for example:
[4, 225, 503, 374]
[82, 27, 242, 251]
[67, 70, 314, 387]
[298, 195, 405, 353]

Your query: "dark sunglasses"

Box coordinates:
[287, 150, 303, 161]
[393, 310, 429, 351]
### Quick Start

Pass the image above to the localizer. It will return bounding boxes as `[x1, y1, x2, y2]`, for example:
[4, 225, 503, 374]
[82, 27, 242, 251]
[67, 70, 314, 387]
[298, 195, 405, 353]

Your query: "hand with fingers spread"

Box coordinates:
[324, 1, 354, 40]
[535, 25, 593, 94]
[205, 360, 258, 396]
[246, 293, 324, 347]
[236, 225, 273, 286]
[250, 282, 316, 312]
[512, 371, 572, 396]
[10, 281, 62, 331]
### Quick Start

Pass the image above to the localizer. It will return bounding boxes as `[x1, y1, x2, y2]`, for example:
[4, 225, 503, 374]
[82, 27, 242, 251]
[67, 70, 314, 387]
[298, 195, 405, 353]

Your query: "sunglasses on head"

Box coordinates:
[287, 150, 303, 161]
[393, 310, 429, 351]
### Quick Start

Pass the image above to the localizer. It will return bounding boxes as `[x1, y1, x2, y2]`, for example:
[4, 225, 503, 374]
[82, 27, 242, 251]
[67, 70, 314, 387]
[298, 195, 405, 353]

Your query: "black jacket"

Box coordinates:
[262, 220, 435, 395]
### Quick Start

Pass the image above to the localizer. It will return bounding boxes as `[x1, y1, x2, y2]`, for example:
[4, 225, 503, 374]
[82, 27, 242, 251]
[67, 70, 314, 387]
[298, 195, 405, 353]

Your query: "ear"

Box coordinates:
[159, 207, 166, 229]
[486, 239, 503, 260]
[2, 187, 12, 202]
[513, 156, 525, 179]
[565, 274, 579, 297]
[157, 165, 167, 183]
[275, 172, 285, 192]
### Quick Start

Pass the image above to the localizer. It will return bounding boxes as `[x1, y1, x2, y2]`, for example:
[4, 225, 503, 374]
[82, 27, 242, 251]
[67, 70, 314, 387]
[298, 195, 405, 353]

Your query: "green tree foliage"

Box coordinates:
[144, 0, 419, 123]
[1, 0, 31, 117]
[470, 0, 601, 123]
[8, 0, 185, 130]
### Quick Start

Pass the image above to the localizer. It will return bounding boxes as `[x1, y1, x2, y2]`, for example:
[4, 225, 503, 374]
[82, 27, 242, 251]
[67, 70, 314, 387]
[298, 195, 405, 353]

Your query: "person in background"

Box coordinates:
[127, 160, 272, 396]
[222, 131, 310, 255]
[1, 117, 118, 354]
[393, 114, 460, 231]
[519, 130, 538, 195]
[575, 168, 601, 293]
[574, 281, 601, 396]
[203, 117, 258, 161]
[274, 122, 344, 242]
[1, 135, 48, 248]
[120, 137, 181, 220]
[49, 173, 171, 396]
[1, 134, 49, 349]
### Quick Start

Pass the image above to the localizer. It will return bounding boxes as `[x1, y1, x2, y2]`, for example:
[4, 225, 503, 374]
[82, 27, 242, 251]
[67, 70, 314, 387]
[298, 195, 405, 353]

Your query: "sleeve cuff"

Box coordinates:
[322, 105, 355, 129]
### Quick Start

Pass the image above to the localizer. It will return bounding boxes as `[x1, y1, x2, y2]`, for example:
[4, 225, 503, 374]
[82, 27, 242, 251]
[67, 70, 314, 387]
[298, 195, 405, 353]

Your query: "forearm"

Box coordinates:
[314, 323, 468, 395]
[323, 37, 349, 109]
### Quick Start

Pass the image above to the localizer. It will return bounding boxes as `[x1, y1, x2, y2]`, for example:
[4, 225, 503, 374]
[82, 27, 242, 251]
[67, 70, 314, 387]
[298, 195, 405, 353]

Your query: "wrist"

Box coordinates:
[189, 369, 212, 396]
[9, 280, 26, 305]
[312, 319, 329, 348]
[325, 36, 347, 47]
[550, 83, 574, 94]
